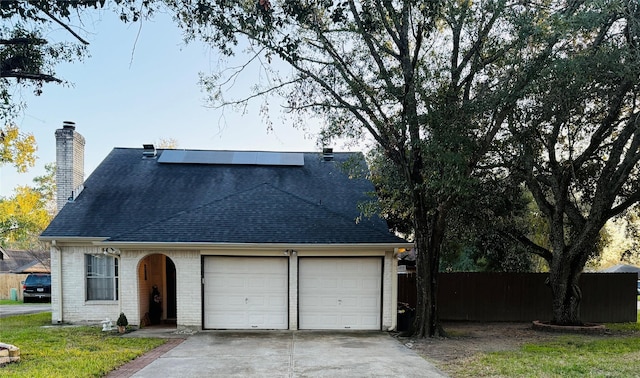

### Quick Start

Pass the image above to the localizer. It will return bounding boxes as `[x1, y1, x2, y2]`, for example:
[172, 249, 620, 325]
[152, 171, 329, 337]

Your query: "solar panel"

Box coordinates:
[157, 150, 305, 166]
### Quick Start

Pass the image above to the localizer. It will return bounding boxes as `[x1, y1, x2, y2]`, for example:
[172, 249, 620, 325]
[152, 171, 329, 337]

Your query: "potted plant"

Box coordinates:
[116, 312, 128, 334]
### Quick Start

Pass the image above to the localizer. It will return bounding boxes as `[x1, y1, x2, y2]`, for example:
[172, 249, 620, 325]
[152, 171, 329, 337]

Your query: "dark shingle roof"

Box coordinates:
[0, 248, 50, 273]
[41, 149, 406, 245]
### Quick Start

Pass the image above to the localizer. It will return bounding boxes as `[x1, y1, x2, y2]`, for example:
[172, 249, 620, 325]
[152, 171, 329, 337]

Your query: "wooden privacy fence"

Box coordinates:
[0, 273, 28, 301]
[398, 272, 638, 323]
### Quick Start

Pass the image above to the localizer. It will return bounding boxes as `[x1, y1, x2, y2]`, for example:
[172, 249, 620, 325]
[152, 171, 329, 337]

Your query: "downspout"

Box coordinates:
[389, 248, 400, 331]
[102, 248, 122, 316]
[52, 240, 63, 324]
[117, 254, 122, 318]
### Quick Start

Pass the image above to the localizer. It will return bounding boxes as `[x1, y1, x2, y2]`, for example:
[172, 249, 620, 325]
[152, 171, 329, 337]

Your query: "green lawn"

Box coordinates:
[447, 313, 640, 377]
[0, 299, 25, 305]
[0, 312, 165, 378]
[451, 336, 640, 377]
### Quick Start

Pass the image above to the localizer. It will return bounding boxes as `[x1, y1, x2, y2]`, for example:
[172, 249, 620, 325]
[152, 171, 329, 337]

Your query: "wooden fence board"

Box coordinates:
[0, 273, 28, 301]
[398, 272, 637, 323]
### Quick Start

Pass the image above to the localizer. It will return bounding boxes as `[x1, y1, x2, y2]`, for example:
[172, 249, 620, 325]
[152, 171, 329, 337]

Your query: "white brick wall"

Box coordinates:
[55, 246, 398, 331]
[382, 250, 397, 330]
[55, 126, 85, 214]
[55, 245, 119, 325]
[174, 251, 201, 327]
[50, 246, 62, 323]
[119, 251, 141, 326]
[120, 250, 201, 328]
[288, 253, 298, 330]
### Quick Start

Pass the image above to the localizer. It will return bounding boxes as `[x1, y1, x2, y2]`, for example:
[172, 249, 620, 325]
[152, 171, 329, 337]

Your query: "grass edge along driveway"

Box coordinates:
[0, 312, 165, 378]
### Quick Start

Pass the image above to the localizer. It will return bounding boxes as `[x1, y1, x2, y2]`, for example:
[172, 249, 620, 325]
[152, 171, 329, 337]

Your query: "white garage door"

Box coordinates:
[299, 257, 382, 330]
[203, 256, 288, 329]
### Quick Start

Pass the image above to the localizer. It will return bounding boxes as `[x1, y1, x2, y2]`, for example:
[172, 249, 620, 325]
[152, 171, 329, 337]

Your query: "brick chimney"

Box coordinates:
[55, 121, 85, 213]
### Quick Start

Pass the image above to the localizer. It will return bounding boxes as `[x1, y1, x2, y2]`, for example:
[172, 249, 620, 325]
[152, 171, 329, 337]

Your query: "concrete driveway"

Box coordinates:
[129, 331, 446, 377]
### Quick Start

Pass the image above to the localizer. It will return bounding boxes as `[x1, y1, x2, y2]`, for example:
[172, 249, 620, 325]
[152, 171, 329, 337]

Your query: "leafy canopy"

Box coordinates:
[0, 124, 35, 172]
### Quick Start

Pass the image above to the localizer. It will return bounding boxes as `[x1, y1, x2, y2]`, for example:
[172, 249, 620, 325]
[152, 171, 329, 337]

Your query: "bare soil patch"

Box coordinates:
[399, 323, 553, 364]
[396, 321, 634, 375]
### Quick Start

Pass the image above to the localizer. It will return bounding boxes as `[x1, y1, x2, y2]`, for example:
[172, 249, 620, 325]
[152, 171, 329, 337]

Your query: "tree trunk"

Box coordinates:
[548, 256, 583, 325]
[412, 206, 447, 337]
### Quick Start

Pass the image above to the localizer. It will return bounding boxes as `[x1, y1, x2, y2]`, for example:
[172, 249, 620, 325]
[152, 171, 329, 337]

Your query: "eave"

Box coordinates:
[41, 237, 413, 253]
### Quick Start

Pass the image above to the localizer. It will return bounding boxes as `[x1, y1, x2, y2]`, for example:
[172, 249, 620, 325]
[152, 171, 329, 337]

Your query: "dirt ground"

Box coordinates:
[396, 322, 620, 374]
[401, 322, 551, 360]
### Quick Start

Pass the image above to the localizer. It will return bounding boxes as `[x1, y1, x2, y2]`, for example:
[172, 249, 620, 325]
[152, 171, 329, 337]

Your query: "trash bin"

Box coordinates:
[397, 302, 415, 332]
[10, 288, 18, 301]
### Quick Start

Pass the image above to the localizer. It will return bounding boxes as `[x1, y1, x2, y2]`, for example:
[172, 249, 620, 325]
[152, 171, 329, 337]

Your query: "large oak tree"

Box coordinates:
[508, 0, 640, 325]
[162, 0, 580, 336]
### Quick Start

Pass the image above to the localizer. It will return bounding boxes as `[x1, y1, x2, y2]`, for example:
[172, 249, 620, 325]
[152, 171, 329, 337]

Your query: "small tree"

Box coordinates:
[117, 312, 128, 333]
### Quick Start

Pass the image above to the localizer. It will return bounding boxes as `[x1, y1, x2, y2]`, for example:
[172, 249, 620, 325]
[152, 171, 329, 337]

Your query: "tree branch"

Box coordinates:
[502, 229, 554, 263]
[0, 37, 47, 45]
[34, 4, 90, 45]
[0, 71, 62, 83]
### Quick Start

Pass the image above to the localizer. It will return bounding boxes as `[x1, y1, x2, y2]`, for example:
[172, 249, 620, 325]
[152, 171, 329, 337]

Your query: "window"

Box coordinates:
[86, 255, 118, 301]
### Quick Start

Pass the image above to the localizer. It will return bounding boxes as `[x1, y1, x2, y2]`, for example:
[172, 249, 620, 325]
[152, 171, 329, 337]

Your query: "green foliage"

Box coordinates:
[369, 148, 543, 272]
[0, 312, 165, 377]
[163, 0, 594, 336]
[117, 312, 128, 327]
[504, 0, 640, 323]
[0, 1, 138, 120]
[0, 185, 51, 245]
[0, 124, 36, 172]
[0, 24, 87, 119]
[32, 162, 57, 217]
[162, 0, 640, 332]
[0, 161, 56, 248]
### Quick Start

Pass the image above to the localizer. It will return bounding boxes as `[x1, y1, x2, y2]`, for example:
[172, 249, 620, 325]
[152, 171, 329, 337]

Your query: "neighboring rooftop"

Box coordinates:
[0, 247, 50, 273]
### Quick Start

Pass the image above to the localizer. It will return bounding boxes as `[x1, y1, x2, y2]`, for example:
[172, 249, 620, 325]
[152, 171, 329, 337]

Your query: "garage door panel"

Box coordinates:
[211, 295, 245, 307]
[226, 277, 245, 288]
[359, 297, 379, 308]
[247, 296, 265, 307]
[362, 278, 380, 287]
[341, 279, 359, 289]
[361, 314, 379, 324]
[268, 296, 287, 306]
[299, 257, 382, 330]
[204, 257, 288, 329]
[340, 297, 359, 308]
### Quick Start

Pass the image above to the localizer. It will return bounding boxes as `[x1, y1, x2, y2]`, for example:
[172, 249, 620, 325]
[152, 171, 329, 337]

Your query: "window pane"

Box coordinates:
[86, 255, 118, 301]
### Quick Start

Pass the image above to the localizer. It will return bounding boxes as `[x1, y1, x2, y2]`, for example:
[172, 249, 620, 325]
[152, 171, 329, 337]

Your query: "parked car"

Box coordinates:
[637, 280, 640, 295]
[22, 273, 51, 303]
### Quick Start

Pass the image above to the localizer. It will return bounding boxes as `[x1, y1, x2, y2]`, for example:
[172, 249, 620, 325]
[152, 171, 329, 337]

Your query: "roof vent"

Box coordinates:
[63, 121, 76, 130]
[322, 147, 333, 161]
[142, 144, 157, 158]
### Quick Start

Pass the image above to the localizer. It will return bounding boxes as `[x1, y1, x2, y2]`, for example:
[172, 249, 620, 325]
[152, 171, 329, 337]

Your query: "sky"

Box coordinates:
[0, 8, 340, 196]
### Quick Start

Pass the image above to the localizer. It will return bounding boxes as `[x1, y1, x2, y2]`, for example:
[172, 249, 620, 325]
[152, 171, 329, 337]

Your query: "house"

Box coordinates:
[0, 247, 50, 274]
[40, 123, 412, 331]
[599, 264, 640, 278]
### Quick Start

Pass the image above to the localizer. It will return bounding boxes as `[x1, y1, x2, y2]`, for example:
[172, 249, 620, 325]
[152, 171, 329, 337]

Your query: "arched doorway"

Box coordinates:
[138, 254, 177, 327]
